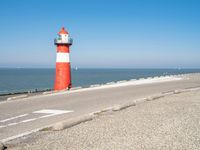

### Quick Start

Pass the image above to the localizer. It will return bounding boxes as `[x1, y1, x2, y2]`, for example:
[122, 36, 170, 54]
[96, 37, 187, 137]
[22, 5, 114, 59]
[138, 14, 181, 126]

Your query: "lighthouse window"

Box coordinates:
[58, 35, 62, 40]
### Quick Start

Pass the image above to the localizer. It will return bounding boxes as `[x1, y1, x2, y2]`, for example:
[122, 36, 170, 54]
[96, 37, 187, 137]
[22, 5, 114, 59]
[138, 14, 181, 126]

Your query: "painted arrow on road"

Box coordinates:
[0, 109, 73, 129]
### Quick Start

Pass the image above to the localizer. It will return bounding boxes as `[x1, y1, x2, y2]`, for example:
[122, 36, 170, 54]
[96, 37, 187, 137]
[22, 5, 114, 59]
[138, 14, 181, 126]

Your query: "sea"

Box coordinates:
[0, 68, 200, 95]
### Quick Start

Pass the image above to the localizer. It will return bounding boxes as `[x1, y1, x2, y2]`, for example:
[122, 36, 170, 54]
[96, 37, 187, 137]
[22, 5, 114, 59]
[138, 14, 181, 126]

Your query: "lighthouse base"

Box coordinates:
[54, 63, 71, 91]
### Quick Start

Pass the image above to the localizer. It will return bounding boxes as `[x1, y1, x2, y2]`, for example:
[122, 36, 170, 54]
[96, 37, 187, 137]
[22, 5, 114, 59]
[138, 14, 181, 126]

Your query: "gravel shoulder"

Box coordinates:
[8, 89, 200, 150]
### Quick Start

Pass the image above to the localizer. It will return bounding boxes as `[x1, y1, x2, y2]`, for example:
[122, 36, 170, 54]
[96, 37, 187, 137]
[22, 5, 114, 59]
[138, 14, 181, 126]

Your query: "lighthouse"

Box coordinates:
[54, 27, 73, 91]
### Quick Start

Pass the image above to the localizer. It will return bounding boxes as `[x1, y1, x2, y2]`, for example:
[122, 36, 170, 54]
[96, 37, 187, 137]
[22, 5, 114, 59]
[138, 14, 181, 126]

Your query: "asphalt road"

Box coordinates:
[11, 86, 200, 150]
[0, 74, 200, 142]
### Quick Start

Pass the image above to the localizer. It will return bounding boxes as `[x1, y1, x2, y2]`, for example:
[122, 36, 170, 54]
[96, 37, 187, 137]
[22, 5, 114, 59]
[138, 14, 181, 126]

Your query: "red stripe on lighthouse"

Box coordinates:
[57, 45, 70, 53]
[54, 62, 71, 90]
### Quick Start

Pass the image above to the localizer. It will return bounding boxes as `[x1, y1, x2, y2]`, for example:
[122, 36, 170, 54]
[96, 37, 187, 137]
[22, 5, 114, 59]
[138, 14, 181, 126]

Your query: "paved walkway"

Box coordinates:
[8, 89, 200, 150]
[2, 74, 200, 142]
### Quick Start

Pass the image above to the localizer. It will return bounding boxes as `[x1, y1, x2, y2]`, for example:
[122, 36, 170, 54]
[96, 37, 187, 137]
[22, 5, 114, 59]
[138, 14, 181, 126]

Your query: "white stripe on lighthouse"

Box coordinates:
[56, 53, 70, 63]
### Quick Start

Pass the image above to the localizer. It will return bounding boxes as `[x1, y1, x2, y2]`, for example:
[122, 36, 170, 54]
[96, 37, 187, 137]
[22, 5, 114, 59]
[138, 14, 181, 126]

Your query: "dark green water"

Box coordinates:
[0, 68, 200, 94]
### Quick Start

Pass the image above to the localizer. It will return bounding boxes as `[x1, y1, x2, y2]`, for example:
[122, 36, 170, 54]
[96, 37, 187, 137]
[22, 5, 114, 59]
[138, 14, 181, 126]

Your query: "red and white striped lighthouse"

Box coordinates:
[54, 27, 73, 91]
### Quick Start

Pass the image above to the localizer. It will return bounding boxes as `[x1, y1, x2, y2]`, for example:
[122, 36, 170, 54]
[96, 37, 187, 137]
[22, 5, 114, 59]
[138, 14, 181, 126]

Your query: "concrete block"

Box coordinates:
[189, 87, 200, 91]
[117, 80, 127, 83]
[112, 101, 136, 111]
[43, 89, 68, 95]
[135, 98, 147, 104]
[52, 114, 95, 131]
[70, 86, 82, 90]
[90, 84, 101, 88]
[111, 105, 122, 111]
[106, 82, 115, 85]
[7, 95, 27, 101]
[43, 91, 55, 95]
[42, 91, 55, 95]
[92, 107, 114, 116]
[146, 95, 164, 101]
[173, 89, 187, 94]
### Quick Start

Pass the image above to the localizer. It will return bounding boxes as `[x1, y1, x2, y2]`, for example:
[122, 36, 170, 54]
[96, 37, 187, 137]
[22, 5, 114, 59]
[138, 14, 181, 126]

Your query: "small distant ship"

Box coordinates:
[75, 67, 78, 70]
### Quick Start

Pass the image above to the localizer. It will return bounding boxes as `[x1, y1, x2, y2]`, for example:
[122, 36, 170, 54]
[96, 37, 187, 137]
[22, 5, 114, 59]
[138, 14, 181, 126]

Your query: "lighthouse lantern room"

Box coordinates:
[54, 28, 73, 45]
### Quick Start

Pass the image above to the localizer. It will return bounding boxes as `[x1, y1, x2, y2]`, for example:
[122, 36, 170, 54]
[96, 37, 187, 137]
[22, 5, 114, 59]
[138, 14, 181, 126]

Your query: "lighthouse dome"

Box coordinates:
[58, 27, 68, 35]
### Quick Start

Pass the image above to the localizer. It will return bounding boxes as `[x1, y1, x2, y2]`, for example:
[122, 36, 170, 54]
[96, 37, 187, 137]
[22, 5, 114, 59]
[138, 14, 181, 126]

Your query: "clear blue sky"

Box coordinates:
[0, 0, 200, 68]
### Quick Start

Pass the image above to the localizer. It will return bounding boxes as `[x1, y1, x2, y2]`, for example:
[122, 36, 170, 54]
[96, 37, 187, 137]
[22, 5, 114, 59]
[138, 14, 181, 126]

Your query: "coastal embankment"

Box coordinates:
[1, 68, 200, 100]
[1, 73, 200, 149]
[0, 73, 184, 101]
[9, 86, 200, 150]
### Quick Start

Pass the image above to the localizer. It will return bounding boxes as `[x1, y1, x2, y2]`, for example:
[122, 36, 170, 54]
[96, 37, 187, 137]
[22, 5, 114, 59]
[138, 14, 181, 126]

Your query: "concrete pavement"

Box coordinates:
[0, 73, 200, 143]
[10, 87, 200, 150]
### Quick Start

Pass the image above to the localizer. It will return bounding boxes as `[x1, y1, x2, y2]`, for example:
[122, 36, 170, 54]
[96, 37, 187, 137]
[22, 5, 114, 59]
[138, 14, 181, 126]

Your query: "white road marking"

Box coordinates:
[0, 114, 28, 123]
[21, 118, 37, 123]
[7, 123, 18, 126]
[0, 109, 74, 142]
[38, 114, 55, 119]
[0, 125, 6, 129]
[0, 109, 73, 129]
[33, 109, 72, 114]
